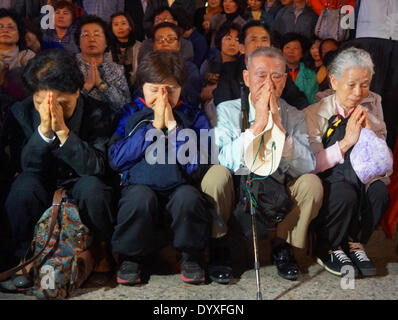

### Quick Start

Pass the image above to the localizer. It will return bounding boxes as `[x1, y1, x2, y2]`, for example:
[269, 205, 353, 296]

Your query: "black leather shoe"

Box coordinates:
[208, 265, 232, 284]
[272, 243, 299, 281]
[208, 237, 233, 284]
[0, 278, 18, 293]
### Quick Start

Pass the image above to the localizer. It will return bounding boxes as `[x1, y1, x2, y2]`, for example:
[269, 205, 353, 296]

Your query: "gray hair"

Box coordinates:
[328, 47, 374, 80]
[247, 47, 287, 71]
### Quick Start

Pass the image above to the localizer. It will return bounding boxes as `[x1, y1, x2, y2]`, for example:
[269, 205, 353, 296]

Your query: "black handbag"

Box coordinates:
[233, 173, 293, 240]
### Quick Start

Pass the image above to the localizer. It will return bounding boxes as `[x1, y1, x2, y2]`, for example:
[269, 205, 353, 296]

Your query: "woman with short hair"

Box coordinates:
[108, 50, 214, 286]
[75, 15, 130, 113]
[304, 48, 391, 278]
[200, 22, 241, 126]
[42, 0, 79, 54]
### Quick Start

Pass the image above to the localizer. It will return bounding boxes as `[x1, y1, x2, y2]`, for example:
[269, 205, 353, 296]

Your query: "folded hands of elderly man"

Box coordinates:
[251, 78, 286, 137]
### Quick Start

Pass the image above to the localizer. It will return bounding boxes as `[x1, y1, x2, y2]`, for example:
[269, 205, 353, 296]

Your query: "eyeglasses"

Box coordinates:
[80, 31, 104, 39]
[155, 36, 178, 44]
[0, 24, 17, 31]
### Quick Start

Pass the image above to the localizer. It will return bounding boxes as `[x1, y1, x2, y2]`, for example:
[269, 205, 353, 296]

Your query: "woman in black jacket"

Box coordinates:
[0, 49, 115, 292]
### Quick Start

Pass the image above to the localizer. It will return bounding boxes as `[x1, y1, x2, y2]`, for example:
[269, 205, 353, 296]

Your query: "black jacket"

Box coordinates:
[143, 0, 196, 36]
[272, 5, 318, 40]
[213, 56, 309, 110]
[125, 0, 146, 42]
[10, 95, 112, 187]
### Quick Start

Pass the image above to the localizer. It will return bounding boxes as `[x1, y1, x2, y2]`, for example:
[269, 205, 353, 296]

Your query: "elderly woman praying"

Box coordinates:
[304, 47, 391, 278]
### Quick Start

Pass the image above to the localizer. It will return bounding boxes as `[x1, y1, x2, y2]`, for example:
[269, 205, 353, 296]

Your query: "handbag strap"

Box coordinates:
[0, 188, 65, 282]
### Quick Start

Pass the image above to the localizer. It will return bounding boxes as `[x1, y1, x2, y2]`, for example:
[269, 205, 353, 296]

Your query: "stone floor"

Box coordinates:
[1, 226, 397, 300]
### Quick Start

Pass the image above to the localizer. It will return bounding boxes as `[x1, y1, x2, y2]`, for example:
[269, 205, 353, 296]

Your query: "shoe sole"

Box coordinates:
[277, 270, 299, 281]
[116, 277, 141, 286]
[317, 258, 344, 277]
[181, 274, 205, 285]
[316, 258, 359, 278]
[358, 268, 377, 277]
[348, 255, 377, 277]
[209, 275, 231, 284]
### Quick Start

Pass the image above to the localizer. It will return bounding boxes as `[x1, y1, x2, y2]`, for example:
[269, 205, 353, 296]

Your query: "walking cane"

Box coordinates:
[249, 188, 262, 300]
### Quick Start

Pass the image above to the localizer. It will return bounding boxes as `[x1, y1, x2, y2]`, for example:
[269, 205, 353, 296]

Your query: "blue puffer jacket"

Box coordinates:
[108, 97, 212, 190]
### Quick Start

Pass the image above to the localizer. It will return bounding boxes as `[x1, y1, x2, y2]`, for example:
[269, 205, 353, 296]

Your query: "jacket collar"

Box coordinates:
[317, 94, 337, 119]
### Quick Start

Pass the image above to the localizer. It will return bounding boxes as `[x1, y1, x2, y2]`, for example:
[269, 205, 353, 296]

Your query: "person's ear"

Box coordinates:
[330, 74, 337, 91]
[239, 43, 245, 56]
[243, 69, 250, 88]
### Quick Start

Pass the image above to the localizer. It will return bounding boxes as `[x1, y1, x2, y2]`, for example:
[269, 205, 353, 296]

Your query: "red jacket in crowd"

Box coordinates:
[308, 0, 356, 16]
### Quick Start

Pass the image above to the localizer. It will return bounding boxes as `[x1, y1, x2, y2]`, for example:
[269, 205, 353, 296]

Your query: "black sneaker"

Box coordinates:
[180, 252, 205, 285]
[317, 249, 358, 277]
[348, 243, 376, 277]
[116, 260, 142, 285]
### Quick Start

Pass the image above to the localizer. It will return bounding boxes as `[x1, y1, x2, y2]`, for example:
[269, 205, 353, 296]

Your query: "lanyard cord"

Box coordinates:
[245, 136, 276, 208]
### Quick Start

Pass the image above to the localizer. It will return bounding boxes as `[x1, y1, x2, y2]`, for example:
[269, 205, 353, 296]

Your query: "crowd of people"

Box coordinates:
[0, 0, 397, 294]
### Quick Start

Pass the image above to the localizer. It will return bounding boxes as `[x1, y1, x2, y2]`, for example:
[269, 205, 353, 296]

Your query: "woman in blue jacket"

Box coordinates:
[108, 51, 233, 286]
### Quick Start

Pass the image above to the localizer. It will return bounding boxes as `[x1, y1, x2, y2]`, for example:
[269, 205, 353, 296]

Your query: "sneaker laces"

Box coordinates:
[349, 242, 370, 262]
[181, 260, 202, 271]
[332, 250, 351, 263]
[120, 260, 139, 273]
[353, 250, 371, 262]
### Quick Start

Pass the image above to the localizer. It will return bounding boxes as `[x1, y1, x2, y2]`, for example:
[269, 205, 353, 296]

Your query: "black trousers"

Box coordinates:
[314, 180, 389, 253]
[111, 184, 210, 257]
[4, 172, 114, 259]
[356, 37, 398, 150]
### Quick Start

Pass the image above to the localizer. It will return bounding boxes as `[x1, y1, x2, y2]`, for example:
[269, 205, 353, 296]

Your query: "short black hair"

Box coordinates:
[214, 22, 241, 51]
[319, 38, 340, 59]
[22, 49, 84, 94]
[222, 0, 247, 16]
[54, 0, 75, 19]
[74, 15, 111, 49]
[323, 50, 338, 69]
[136, 51, 187, 88]
[172, 8, 193, 31]
[239, 20, 270, 44]
[153, 6, 175, 19]
[0, 8, 26, 49]
[151, 22, 182, 40]
[280, 32, 310, 53]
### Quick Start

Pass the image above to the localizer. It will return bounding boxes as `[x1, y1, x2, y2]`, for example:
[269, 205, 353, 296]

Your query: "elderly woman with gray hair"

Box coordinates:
[304, 47, 391, 278]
